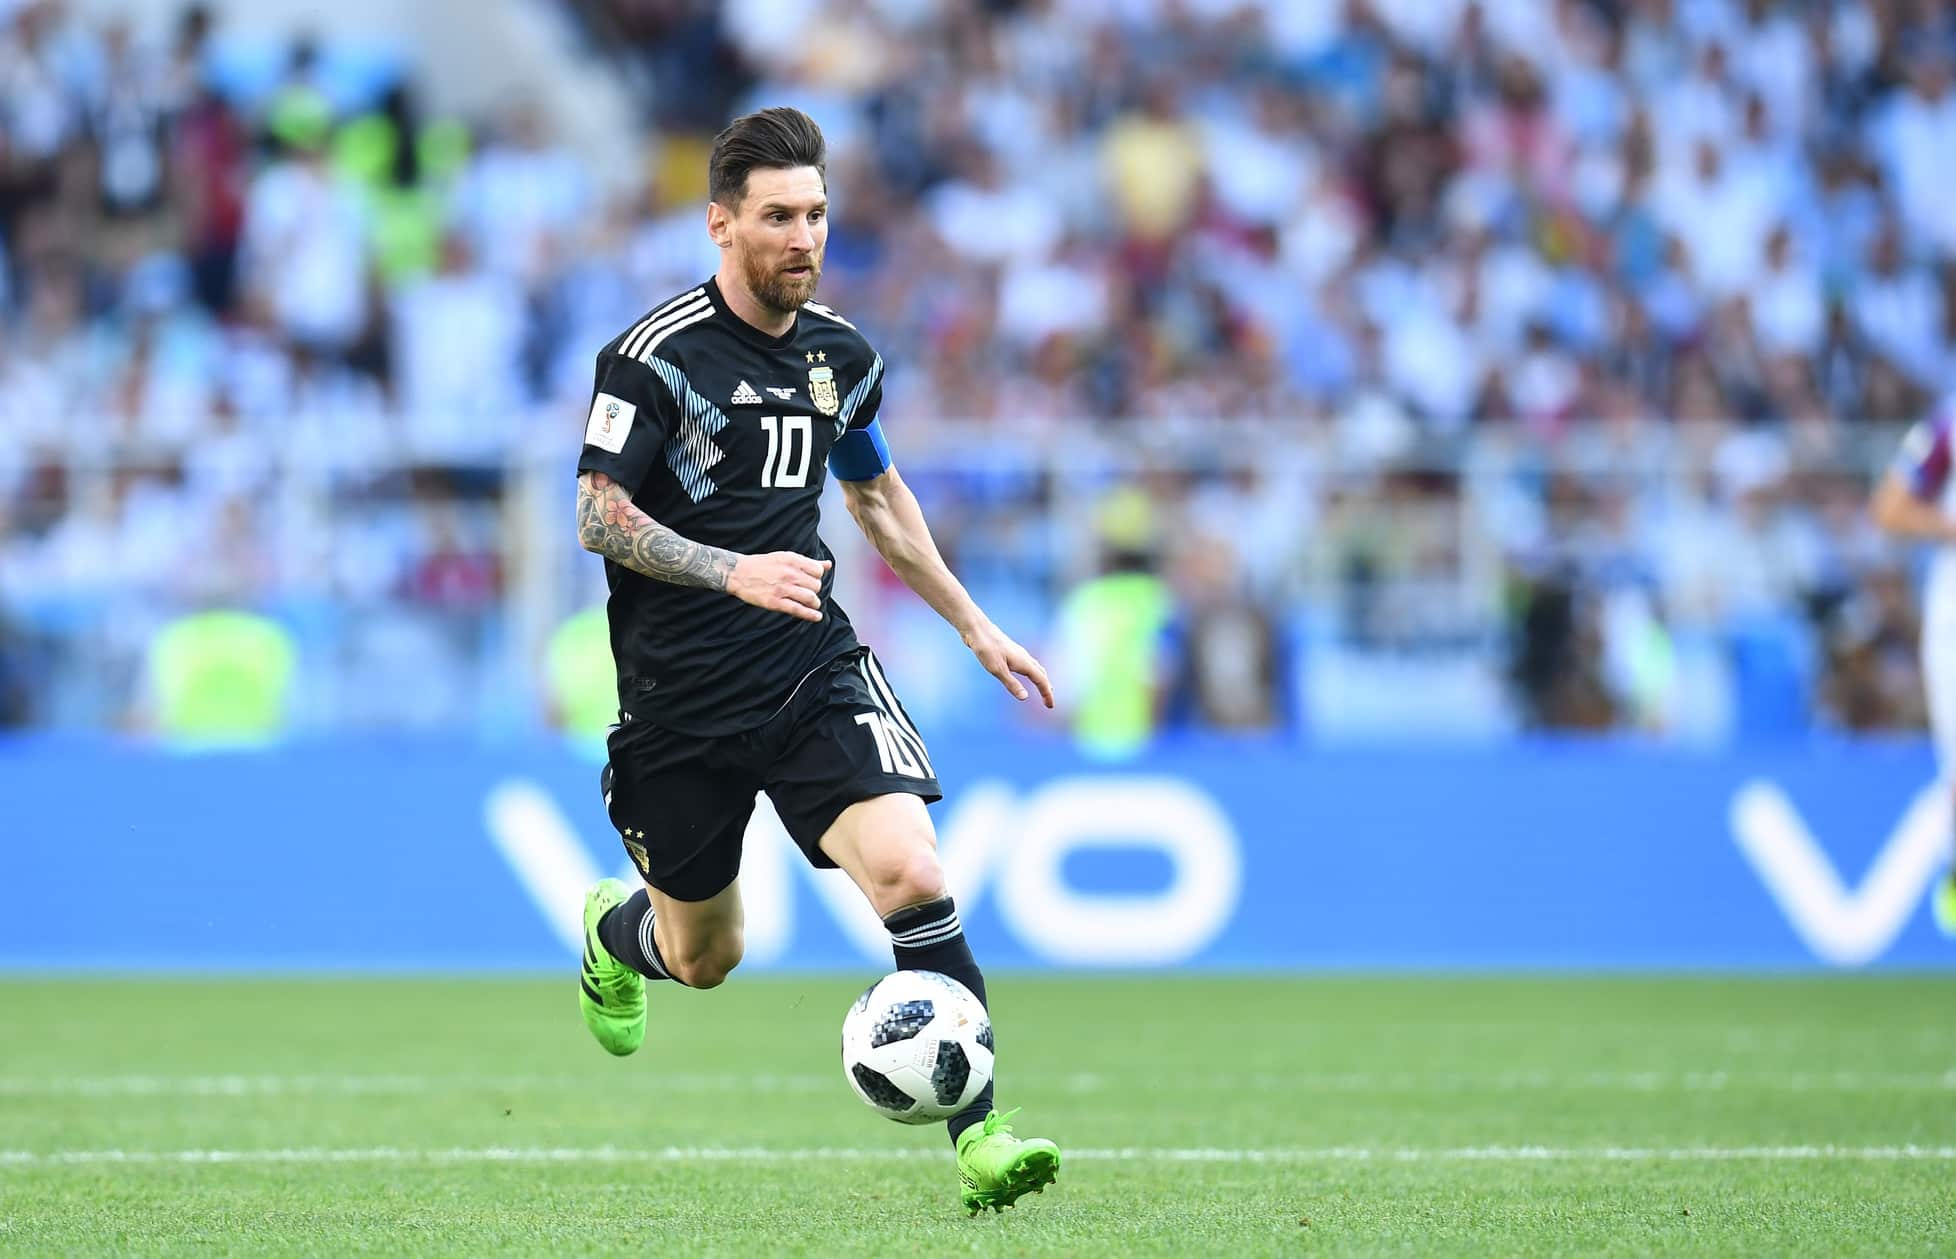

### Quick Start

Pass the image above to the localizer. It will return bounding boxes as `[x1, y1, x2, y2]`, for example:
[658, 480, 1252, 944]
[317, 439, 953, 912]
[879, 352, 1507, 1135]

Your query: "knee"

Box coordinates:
[667, 930, 744, 989]
[870, 848, 947, 916]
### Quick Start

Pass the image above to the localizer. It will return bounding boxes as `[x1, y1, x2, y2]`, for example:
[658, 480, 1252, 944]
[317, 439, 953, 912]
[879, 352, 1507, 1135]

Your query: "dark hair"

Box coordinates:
[709, 107, 827, 209]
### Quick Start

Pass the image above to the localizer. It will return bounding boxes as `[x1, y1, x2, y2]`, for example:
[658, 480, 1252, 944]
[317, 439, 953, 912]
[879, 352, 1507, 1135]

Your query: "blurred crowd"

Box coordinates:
[1, 0, 1953, 743]
[596, 0, 1956, 433]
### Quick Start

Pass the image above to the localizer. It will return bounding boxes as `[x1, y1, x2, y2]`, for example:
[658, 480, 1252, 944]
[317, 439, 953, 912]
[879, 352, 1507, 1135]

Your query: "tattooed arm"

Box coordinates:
[577, 470, 737, 589]
[576, 471, 830, 621]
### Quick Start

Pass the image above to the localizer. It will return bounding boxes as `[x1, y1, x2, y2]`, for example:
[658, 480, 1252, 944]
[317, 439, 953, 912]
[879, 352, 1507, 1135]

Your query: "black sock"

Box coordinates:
[884, 896, 993, 1144]
[596, 890, 678, 984]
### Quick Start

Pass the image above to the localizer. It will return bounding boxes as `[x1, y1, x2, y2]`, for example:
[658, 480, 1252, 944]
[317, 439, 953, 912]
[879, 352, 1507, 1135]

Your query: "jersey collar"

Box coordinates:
[705, 276, 801, 352]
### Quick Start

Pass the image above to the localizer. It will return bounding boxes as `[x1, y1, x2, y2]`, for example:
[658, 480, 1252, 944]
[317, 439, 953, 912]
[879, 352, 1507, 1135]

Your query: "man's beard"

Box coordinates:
[742, 249, 821, 315]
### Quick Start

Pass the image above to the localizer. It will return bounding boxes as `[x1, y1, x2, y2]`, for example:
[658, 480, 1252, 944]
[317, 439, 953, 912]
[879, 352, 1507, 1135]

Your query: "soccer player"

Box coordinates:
[570, 107, 1061, 1212]
[1871, 397, 1956, 935]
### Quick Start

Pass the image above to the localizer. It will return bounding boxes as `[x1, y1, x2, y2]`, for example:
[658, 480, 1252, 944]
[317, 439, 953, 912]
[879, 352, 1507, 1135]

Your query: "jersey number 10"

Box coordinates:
[760, 415, 812, 489]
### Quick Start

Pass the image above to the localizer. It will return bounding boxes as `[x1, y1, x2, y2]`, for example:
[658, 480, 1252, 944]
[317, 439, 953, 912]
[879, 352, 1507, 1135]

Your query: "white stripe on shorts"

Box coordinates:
[859, 657, 934, 778]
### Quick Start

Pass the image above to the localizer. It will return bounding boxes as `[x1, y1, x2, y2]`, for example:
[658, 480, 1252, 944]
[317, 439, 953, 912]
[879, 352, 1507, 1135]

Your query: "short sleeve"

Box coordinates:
[577, 352, 678, 493]
[839, 353, 884, 433]
[1895, 407, 1955, 502]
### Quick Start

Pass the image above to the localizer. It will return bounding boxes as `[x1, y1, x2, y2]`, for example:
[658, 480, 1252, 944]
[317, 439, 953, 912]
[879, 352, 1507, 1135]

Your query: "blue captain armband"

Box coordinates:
[828, 418, 893, 481]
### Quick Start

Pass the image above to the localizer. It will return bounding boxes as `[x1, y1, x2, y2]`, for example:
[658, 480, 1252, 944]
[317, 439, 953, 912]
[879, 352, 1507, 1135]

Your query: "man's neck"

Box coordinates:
[715, 266, 796, 338]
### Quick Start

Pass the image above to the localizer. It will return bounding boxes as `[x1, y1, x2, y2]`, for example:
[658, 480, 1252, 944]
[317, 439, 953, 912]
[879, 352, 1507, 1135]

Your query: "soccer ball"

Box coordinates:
[840, 970, 994, 1124]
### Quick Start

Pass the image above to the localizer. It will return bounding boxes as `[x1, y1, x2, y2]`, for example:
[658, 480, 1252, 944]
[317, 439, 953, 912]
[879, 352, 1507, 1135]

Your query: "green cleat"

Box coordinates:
[578, 878, 645, 1056]
[956, 1108, 1060, 1215]
[1935, 873, 1956, 938]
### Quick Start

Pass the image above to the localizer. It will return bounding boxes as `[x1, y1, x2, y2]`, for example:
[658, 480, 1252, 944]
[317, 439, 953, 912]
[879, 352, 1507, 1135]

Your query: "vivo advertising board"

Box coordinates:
[0, 735, 1949, 971]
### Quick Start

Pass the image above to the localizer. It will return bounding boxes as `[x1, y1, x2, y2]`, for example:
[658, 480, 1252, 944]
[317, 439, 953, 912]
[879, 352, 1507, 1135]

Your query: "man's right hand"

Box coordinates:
[728, 552, 831, 621]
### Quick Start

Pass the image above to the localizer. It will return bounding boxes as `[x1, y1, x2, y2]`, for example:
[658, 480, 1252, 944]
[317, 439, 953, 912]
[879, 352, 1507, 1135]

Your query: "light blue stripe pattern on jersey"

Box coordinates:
[834, 354, 884, 439]
[645, 358, 730, 504]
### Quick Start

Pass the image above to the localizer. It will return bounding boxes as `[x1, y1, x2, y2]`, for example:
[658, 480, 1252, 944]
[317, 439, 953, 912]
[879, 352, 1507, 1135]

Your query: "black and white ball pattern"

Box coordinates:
[840, 970, 994, 1123]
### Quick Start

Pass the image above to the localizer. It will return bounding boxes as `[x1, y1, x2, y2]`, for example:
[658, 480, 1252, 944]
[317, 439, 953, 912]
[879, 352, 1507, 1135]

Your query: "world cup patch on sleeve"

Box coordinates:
[585, 393, 636, 454]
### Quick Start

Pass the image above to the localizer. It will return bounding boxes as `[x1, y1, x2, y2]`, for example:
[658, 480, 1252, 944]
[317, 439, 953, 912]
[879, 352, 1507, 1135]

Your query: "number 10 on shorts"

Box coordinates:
[854, 711, 928, 778]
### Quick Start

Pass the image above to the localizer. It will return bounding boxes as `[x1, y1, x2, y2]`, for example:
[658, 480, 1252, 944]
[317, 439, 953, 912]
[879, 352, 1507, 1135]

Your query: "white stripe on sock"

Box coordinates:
[637, 910, 669, 980]
[892, 927, 964, 952]
[889, 908, 958, 939]
[891, 917, 959, 943]
[890, 913, 961, 949]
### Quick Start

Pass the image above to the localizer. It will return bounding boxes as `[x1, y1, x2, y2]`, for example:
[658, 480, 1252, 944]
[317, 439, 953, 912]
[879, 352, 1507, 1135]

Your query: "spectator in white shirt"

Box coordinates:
[1851, 217, 1947, 387]
[451, 104, 589, 289]
[1872, 48, 1956, 259]
[1751, 222, 1824, 357]
[238, 124, 370, 354]
[388, 234, 526, 459]
[925, 144, 1062, 267]
[1650, 138, 1774, 299]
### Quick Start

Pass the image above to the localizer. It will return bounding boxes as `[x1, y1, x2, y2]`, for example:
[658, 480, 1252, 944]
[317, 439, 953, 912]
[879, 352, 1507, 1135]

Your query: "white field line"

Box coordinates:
[2, 1145, 1955, 1169]
[2, 1070, 1954, 1097]
[0, 1073, 821, 1097]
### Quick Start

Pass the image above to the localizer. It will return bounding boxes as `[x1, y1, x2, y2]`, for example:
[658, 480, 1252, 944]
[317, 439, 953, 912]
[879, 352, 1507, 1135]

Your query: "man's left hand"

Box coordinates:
[962, 621, 1055, 708]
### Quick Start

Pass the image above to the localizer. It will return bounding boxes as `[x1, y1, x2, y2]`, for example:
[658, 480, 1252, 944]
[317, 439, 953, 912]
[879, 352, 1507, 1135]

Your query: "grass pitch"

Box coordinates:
[1, 975, 1952, 1256]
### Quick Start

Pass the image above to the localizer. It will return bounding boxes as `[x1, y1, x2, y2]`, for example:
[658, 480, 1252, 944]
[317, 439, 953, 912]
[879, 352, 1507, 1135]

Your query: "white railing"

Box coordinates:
[0, 418, 1911, 732]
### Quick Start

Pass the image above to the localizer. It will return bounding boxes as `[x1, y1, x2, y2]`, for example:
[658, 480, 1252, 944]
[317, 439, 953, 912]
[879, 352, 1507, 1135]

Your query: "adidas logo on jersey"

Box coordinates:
[731, 381, 763, 406]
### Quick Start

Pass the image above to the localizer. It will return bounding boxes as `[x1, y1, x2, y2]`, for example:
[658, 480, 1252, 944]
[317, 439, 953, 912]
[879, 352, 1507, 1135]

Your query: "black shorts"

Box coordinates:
[600, 646, 942, 901]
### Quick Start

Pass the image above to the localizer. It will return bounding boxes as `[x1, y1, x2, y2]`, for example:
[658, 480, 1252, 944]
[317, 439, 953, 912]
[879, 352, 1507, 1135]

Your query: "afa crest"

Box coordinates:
[808, 365, 840, 417]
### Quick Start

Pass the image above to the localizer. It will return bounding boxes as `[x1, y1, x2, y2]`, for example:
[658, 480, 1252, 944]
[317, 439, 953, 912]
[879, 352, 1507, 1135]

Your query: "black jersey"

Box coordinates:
[576, 277, 885, 736]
